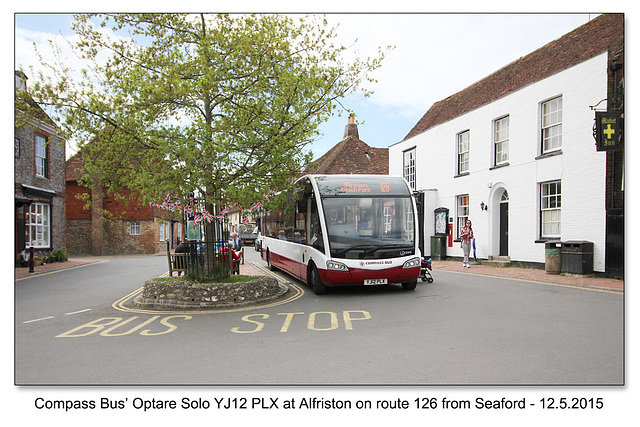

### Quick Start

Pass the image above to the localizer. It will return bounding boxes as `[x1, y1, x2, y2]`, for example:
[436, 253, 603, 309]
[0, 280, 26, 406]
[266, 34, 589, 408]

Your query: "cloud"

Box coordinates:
[325, 13, 592, 121]
[15, 13, 594, 161]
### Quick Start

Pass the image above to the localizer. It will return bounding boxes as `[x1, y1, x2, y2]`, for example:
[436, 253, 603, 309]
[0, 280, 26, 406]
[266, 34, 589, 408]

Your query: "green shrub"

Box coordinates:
[52, 248, 68, 262]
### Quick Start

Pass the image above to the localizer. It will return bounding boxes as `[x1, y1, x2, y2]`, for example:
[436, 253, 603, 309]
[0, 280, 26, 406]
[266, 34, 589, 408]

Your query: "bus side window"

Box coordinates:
[294, 186, 308, 244]
[309, 198, 324, 252]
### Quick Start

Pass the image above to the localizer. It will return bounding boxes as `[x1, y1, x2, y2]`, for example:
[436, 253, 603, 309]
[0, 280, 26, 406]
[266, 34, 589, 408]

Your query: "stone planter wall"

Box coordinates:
[134, 275, 286, 310]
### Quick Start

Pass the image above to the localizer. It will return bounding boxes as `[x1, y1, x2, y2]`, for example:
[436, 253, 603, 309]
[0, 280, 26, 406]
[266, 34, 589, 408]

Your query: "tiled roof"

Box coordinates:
[65, 151, 86, 182]
[305, 119, 389, 175]
[15, 71, 58, 128]
[403, 13, 624, 141]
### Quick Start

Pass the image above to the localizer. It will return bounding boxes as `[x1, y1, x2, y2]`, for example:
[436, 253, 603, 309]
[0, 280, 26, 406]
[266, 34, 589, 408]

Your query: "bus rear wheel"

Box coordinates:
[402, 280, 417, 290]
[309, 265, 327, 295]
[266, 251, 278, 271]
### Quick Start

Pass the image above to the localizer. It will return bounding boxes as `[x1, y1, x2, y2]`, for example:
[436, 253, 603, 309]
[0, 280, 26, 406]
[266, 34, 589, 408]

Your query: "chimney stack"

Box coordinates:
[343, 113, 359, 139]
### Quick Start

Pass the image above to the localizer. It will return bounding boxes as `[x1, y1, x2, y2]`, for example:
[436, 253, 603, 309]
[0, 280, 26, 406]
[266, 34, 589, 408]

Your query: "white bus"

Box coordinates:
[259, 174, 421, 294]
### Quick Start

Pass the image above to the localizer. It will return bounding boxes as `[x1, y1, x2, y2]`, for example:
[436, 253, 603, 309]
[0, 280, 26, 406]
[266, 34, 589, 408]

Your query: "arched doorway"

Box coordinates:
[499, 190, 509, 256]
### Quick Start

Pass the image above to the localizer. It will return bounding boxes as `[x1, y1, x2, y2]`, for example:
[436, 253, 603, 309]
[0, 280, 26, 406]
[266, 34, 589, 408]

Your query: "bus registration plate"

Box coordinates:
[364, 278, 388, 285]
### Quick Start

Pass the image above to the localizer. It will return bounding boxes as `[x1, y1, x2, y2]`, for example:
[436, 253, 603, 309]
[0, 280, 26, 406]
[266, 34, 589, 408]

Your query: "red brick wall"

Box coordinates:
[66, 181, 92, 219]
[66, 184, 154, 220]
[103, 188, 154, 220]
[67, 184, 153, 217]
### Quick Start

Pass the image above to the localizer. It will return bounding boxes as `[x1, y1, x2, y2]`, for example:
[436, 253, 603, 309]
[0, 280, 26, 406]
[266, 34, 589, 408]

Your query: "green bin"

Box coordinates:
[431, 236, 447, 261]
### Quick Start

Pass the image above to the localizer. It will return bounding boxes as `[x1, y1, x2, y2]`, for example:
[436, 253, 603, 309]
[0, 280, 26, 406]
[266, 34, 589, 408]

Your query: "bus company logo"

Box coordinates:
[361, 260, 392, 266]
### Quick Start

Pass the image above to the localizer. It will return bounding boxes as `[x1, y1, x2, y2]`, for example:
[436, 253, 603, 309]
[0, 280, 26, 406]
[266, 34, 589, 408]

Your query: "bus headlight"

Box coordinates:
[402, 257, 421, 269]
[326, 260, 349, 271]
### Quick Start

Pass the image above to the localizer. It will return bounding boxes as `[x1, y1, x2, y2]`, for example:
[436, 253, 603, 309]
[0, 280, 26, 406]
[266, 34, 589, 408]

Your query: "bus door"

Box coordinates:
[289, 183, 312, 281]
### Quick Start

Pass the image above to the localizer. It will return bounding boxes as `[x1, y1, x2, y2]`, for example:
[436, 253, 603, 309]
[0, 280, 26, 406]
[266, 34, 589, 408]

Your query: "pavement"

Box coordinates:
[15, 255, 624, 293]
[14, 257, 105, 279]
[14, 254, 265, 280]
[430, 259, 623, 293]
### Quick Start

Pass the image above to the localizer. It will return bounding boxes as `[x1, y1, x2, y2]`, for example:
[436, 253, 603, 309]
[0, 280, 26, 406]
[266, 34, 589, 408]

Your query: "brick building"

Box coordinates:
[14, 71, 67, 262]
[65, 152, 183, 255]
[389, 14, 624, 277]
[305, 115, 389, 175]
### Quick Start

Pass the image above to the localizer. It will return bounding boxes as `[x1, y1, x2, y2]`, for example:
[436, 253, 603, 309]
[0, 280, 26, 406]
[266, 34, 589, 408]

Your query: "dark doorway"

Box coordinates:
[499, 191, 509, 256]
[605, 208, 624, 278]
[414, 191, 425, 256]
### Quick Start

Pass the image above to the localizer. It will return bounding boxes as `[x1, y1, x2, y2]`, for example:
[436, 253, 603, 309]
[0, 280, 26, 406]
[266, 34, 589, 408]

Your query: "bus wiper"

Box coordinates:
[364, 244, 414, 254]
[333, 244, 376, 256]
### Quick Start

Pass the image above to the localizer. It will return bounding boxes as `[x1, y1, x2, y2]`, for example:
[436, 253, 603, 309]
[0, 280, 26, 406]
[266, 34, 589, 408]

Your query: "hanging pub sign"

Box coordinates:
[595, 111, 622, 151]
[186, 220, 201, 241]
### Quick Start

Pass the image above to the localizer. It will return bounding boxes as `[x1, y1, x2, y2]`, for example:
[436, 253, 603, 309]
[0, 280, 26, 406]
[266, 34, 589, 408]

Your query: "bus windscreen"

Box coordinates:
[322, 195, 416, 260]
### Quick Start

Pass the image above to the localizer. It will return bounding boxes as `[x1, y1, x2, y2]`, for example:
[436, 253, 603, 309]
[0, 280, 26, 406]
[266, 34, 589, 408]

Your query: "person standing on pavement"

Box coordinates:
[460, 220, 474, 268]
[230, 232, 242, 251]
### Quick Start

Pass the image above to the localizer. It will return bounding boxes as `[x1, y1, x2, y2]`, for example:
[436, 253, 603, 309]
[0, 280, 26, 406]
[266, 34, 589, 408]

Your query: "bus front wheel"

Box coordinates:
[402, 280, 417, 291]
[309, 265, 327, 295]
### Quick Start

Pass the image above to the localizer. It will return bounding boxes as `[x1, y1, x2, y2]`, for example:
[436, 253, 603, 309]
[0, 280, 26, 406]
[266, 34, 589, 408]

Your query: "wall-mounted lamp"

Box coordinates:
[480, 202, 488, 211]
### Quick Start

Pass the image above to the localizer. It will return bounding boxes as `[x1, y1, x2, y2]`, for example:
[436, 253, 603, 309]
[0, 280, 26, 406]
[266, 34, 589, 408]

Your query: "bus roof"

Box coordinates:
[302, 175, 412, 197]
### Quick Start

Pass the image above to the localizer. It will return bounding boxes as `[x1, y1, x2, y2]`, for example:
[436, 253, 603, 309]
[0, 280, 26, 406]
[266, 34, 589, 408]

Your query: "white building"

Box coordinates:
[389, 14, 624, 275]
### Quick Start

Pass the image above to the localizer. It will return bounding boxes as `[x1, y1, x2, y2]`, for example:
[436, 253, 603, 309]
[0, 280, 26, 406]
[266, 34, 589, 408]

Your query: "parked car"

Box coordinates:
[240, 226, 259, 246]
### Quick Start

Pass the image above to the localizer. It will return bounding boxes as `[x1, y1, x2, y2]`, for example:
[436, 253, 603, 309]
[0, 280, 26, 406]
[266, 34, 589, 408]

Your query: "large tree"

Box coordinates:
[28, 13, 385, 205]
[24, 13, 387, 275]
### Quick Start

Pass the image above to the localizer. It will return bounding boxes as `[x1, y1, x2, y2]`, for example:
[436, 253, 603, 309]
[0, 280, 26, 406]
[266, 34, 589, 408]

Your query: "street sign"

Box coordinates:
[595, 111, 622, 151]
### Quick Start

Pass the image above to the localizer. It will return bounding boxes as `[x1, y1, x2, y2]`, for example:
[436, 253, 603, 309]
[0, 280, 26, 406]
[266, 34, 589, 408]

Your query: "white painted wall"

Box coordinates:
[390, 53, 609, 271]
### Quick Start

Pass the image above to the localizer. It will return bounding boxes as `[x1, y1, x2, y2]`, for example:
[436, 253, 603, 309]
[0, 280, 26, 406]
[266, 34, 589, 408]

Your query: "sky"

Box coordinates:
[13, 12, 599, 161]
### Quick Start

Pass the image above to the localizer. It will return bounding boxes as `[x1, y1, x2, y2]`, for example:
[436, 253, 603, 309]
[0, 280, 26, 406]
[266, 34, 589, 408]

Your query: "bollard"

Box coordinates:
[28, 246, 35, 273]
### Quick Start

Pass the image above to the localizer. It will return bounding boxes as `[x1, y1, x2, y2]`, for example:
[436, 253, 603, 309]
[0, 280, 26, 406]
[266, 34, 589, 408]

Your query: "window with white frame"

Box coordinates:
[456, 194, 469, 237]
[130, 221, 141, 236]
[383, 205, 393, 233]
[159, 222, 170, 241]
[457, 131, 470, 174]
[494, 116, 509, 165]
[403, 148, 416, 190]
[25, 202, 50, 248]
[541, 181, 561, 237]
[35, 133, 48, 177]
[541, 96, 562, 153]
